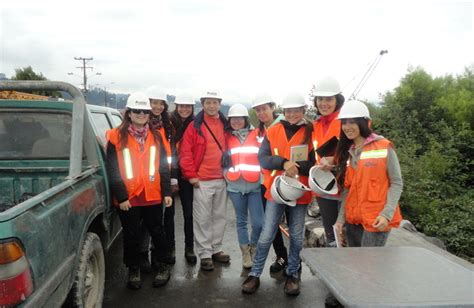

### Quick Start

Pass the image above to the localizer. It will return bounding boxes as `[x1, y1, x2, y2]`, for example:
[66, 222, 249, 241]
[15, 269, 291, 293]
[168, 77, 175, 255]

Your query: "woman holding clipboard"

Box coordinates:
[311, 76, 345, 247]
[242, 93, 315, 296]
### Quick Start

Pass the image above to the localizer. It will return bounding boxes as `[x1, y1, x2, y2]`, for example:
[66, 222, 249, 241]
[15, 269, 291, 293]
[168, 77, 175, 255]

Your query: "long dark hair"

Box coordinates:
[257, 103, 278, 137]
[335, 117, 372, 187]
[314, 94, 345, 116]
[117, 109, 163, 149]
[170, 106, 195, 143]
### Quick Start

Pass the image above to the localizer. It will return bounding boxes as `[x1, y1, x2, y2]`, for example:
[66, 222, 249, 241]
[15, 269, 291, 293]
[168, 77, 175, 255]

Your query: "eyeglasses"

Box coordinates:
[130, 109, 151, 115]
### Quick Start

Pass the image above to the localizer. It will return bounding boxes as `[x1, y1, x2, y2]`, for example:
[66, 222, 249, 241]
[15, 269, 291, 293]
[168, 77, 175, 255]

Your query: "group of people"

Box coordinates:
[105, 77, 403, 301]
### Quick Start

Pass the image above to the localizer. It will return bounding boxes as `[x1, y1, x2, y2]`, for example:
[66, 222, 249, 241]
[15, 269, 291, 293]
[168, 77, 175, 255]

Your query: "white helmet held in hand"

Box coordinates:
[228, 104, 249, 117]
[337, 99, 371, 119]
[175, 94, 196, 105]
[126, 92, 152, 110]
[280, 93, 307, 109]
[252, 94, 274, 108]
[308, 166, 338, 195]
[271, 174, 311, 206]
[314, 76, 342, 97]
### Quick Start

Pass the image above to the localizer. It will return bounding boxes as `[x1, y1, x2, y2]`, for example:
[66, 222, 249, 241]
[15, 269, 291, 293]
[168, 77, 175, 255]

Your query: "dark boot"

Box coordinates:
[185, 246, 197, 264]
[241, 276, 260, 294]
[163, 247, 176, 265]
[269, 256, 287, 273]
[139, 252, 152, 273]
[211, 251, 230, 263]
[200, 258, 214, 271]
[127, 266, 141, 290]
[153, 263, 171, 287]
[284, 277, 300, 296]
[325, 293, 343, 307]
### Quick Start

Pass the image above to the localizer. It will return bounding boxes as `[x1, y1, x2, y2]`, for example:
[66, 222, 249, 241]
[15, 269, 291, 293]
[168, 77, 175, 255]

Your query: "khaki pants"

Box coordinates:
[193, 179, 228, 259]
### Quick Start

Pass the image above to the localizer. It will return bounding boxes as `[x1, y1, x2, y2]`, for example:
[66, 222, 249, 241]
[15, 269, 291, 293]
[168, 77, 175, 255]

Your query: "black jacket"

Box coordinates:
[258, 120, 315, 176]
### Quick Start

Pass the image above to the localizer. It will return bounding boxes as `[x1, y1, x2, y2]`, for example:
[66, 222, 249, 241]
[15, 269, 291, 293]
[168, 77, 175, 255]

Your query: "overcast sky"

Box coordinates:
[1, 0, 472, 104]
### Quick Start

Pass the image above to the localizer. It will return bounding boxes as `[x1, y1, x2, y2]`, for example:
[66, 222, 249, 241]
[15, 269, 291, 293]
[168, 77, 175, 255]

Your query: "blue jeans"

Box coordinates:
[249, 200, 308, 278]
[228, 191, 264, 246]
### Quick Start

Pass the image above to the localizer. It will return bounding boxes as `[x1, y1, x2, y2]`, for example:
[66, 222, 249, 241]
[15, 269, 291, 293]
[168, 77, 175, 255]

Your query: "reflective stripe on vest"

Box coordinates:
[230, 146, 259, 155]
[123, 148, 133, 179]
[167, 156, 172, 165]
[360, 149, 388, 160]
[228, 163, 261, 173]
[149, 146, 156, 181]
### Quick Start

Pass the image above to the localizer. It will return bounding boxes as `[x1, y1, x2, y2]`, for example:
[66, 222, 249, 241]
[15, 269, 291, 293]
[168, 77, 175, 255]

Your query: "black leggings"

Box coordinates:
[118, 205, 166, 267]
[178, 178, 194, 248]
[316, 197, 340, 245]
[261, 185, 288, 259]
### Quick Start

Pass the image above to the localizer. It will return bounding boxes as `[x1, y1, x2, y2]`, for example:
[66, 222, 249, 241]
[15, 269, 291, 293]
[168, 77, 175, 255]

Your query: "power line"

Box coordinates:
[69, 57, 101, 92]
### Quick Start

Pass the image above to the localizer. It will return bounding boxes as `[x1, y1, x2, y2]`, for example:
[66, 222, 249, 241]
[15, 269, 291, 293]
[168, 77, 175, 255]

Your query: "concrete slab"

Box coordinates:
[302, 247, 474, 307]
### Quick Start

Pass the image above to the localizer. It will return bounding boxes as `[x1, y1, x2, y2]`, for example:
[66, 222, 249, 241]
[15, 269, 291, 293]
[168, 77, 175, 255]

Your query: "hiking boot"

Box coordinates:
[249, 245, 257, 261]
[200, 258, 214, 271]
[325, 293, 343, 307]
[163, 247, 176, 265]
[269, 256, 287, 273]
[152, 263, 171, 287]
[139, 252, 152, 273]
[185, 246, 197, 264]
[284, 277, 300, 296]
[212, 251, 230, 263]
[127, 266, 141, 290]
[240, 245, 253, 269]
[241, 276, 260, 294]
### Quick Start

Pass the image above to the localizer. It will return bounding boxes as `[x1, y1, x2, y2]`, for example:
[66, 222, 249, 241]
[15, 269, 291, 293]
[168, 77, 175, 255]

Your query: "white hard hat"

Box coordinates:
[270, 174, 311, 206]
[337, 99, 371, 119]
[308, 166, 338, 196]
[228, 104, 249, 117]
[314, 77, 342, 97]
[271, 176, 296, 206]
[174, 94, 196, 105]
[200, 90, 222, 102]
[147, 87, 168, 102]
[252, 94, 275, 108]
[280, 93, 307, 109]
[126, 92, 152, 110]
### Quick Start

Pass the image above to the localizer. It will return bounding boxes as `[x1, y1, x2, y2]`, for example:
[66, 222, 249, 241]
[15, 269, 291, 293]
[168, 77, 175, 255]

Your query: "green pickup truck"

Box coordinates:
[0, 81, 122, 307]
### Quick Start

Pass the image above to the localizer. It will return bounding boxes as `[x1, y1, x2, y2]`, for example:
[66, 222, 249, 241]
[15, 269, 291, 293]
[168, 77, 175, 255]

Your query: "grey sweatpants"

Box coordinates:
[193, 179, 228, 259]
[345, 223, 390, 247]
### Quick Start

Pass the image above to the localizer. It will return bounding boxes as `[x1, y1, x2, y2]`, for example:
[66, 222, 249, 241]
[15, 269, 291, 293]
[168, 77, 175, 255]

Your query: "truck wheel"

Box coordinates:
[70, 232, 105, 308]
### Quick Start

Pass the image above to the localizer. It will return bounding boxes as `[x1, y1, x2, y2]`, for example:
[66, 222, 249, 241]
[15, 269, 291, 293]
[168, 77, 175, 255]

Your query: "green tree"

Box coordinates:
[373, 67, 474, 259]
[11, 66, 61, 97]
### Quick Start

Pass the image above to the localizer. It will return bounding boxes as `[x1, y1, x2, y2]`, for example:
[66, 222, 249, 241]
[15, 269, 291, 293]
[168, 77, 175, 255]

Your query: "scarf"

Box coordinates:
[149, 114, 163, 130]
[128, 124, 149, 152]
[318, 112, 338, 135]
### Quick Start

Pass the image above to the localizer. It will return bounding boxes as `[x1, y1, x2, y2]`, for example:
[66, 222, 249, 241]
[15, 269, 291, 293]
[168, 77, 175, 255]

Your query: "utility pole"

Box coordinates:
[69, 57, 101, 93]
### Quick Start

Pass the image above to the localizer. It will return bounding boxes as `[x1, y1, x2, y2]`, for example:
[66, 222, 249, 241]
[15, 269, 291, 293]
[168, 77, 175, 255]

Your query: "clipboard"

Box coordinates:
[290, 145, 308, 162]
[315, 136, 339, 157]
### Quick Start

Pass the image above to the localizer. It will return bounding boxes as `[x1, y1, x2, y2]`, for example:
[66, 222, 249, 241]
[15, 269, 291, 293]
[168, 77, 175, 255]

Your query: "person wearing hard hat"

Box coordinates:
[179, 90, 230, 271]
[251, 95, 290, 274]
[326, 99, 404, 307]
[169, 94, 197, 264]
[105, 92, 172, 290]
[224, 103, 264, 269]
[333, 99, 403, 245]
[242, 93, 315, 296]
[311, 76, 345, 248]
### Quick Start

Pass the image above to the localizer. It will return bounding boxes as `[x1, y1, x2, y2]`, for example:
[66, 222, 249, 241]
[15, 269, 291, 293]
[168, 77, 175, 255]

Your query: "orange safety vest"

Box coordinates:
[344, 138, 402, 232]
[225, 129, 261, 183]
[312, 111, 341, 163]
[158, 127, 172, 167]
[107, 128, 162, 202]
[264, 123, 313, 204]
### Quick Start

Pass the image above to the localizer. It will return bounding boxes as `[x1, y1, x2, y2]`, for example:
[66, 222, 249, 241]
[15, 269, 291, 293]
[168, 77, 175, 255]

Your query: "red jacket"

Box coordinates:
[179, 110, 228, 180]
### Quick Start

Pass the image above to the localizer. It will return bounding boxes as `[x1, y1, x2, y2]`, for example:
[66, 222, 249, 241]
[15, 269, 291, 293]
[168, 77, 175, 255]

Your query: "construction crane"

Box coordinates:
[308, 50, 388, 102]
[348, 50, 388, 100]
